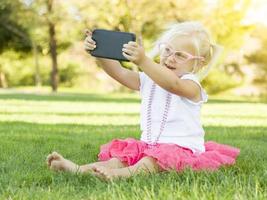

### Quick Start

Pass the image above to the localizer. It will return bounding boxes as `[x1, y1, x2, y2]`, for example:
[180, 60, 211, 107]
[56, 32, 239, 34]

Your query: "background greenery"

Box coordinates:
[0, 0, 266, 95]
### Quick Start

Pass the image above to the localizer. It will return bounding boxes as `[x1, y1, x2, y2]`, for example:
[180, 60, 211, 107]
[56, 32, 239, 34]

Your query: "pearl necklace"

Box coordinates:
[146, 82, 172, 147]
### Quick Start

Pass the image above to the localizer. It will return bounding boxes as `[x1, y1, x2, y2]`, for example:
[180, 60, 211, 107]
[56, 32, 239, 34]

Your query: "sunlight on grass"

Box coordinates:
[1, 94, 267, 127]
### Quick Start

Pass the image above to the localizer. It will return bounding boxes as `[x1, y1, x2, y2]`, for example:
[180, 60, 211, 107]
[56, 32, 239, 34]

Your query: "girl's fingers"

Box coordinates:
[85, 29, 92, 36]
[137, 36, 143, 46]
[123, 44, 136, 51]
[86, 37, 96, 44]
[84, 42, 96, 50]
[128, 41, 138, 46]
[122, 52, 134, 61]
[122, 48, 135, 55]
[84, 46, 95, 51]
[125, 42, 138, 48]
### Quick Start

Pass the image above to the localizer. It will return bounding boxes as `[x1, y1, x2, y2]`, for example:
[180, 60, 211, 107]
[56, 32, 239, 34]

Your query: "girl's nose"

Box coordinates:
[166, 53, 176, 63]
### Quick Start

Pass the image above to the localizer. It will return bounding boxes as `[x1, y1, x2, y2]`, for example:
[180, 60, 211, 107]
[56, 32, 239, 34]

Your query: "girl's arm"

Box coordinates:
[96, 58, 140, 91]
[137, 57, 200, 101]
[84, 29, 140, 91]
[122, 42, 201, 101]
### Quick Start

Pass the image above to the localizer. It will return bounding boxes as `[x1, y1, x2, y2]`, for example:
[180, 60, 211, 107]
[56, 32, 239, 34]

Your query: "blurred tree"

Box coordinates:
[206, 0, 252, 50]
[0, 0, 31, 87]
[0, 0, 256, 93]
[24, 0, 79, 91]
[201, 0, 254, 93]
[0, 1, 31, 52]
[245, 25, 267, 83]
[45, 0, 58, 92]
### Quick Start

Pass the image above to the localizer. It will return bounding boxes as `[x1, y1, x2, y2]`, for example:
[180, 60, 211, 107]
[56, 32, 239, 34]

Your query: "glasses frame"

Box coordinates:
[158, 42, 205, 64]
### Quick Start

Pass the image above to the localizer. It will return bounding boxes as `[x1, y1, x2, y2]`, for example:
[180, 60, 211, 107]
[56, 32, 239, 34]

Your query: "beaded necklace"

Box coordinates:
[146, 82, 172, 147]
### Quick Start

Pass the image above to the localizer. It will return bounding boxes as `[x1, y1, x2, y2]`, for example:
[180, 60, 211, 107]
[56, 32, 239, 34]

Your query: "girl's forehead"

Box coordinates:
[167, 35, 196, 54]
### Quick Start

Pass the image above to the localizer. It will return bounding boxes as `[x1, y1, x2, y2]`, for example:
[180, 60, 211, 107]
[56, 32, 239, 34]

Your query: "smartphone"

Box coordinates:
[90, 29, 136, 61]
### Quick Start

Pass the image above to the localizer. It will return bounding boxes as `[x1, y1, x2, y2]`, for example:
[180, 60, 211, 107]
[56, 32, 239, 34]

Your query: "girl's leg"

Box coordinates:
[46, 151, 127, 174]
[93, 156, 162, 181]
[79, 158, 127, 173]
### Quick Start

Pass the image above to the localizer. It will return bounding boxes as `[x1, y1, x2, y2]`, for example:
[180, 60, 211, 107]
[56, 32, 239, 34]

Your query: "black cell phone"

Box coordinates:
[90, 29, 136, 61]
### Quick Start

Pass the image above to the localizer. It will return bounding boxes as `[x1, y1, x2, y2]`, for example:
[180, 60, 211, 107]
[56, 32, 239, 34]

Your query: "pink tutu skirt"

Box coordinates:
[98, 138, 240, 172]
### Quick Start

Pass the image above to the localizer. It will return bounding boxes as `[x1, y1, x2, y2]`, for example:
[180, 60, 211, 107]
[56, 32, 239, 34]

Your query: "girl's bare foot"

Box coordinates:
[92, 156, 161, 181]
[46, 152, 79, 173]
[92, 166, 118, 181]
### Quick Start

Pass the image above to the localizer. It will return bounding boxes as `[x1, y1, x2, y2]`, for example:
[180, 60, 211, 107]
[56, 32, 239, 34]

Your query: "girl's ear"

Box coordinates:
[199, 59, 208, 68]
[192, 59, 206, 73]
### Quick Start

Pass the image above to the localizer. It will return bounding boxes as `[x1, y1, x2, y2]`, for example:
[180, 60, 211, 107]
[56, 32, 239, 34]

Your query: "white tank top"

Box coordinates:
[139, 72, 208, 154]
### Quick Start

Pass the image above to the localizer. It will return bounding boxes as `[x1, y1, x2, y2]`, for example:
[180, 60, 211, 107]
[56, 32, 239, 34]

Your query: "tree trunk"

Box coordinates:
[47, 0, 58, 92]
[32, 41, 41, 87]
[0, 71, 8, 88]
[48, 22, 58, 92]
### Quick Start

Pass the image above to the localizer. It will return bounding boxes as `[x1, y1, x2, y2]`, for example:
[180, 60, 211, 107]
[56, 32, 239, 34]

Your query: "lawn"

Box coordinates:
[0, 91, 266, 200]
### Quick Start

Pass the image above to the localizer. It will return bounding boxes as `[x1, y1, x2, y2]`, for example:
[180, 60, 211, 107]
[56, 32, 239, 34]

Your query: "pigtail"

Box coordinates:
[196, 44, 223, 81]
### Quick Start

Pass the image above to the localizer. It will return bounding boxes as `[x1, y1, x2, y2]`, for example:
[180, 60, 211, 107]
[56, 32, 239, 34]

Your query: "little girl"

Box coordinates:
[47, 21, 240, 181]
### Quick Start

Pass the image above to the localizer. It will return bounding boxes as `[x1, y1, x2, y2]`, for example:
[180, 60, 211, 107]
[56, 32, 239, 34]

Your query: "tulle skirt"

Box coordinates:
[98, 138, 240, 172]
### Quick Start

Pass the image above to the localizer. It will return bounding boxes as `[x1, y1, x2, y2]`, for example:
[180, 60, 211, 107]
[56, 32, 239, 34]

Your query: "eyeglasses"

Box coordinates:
[158, 43, 205, 64]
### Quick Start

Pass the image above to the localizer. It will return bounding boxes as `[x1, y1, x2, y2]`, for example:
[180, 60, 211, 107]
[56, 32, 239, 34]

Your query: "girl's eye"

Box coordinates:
[165, 47, 171, 53]
[159, 44, 173, 56]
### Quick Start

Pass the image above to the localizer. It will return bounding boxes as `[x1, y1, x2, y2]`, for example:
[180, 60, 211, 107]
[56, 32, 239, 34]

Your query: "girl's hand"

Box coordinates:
[122, 40, 146, 65]
[84, 29, 96, 53]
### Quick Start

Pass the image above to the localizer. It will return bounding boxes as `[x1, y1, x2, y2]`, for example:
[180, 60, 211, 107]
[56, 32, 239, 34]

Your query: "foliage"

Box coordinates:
[245, 25, 267, 83]
[202, 68, 242, 94]
[59, 62, 81, 87]
[0, 0, 264, 93]
[0, 0, 31, 52]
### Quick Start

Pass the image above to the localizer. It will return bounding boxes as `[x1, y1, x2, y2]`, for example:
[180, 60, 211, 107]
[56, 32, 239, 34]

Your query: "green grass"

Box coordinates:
[0, 91, 266, 200]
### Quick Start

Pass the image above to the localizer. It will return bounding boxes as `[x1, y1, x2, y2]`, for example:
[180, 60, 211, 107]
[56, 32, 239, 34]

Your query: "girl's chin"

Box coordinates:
[174, 71, 188, 77]
[160, 64, 188, 77]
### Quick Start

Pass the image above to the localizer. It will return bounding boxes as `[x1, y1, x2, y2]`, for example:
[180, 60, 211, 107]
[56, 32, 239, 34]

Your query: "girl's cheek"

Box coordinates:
[160, 56, 165, 64]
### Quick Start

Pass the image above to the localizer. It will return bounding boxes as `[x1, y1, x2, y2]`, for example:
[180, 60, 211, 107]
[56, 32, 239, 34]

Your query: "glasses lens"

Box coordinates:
[174, 51, 189, 62]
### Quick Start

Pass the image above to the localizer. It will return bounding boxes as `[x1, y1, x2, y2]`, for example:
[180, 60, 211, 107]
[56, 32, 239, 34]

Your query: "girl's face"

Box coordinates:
[159, 35, 203, 77]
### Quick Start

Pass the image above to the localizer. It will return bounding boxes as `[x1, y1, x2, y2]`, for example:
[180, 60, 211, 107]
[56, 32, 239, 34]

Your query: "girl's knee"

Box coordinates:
[109, 157, 121, 163]
[138, 157, 158, 168]
[140, 156, 156, 164]
[139, 156, 162, 171]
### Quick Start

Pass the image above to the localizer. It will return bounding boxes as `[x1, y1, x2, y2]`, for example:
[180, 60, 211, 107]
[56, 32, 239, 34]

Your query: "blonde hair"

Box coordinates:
[149, 21, 223, 81]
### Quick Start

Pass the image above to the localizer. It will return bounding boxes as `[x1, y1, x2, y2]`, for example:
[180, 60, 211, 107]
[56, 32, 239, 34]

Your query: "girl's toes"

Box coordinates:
[93, 166, 108, 180]
[46, 154, 54, 166]
[46, 152, 63, 167]
[51, 152, 62, 160]
[96, 166, 113, 181]
[98, 166, 107, 174]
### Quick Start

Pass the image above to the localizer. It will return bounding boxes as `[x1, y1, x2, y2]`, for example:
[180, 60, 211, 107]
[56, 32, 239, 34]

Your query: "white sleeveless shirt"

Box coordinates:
[139, 72, 208, 154]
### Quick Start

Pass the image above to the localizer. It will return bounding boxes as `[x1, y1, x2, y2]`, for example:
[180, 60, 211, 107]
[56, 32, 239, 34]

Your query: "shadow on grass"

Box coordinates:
[207, 99, 267, 104]
[1, 92, 267, 104]
[0, 111, 139, 117]
[0, 92, 140, 103]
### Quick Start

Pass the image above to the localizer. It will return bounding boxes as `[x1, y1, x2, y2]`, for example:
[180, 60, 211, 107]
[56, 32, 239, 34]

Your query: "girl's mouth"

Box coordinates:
[165, 63, 176, 70]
